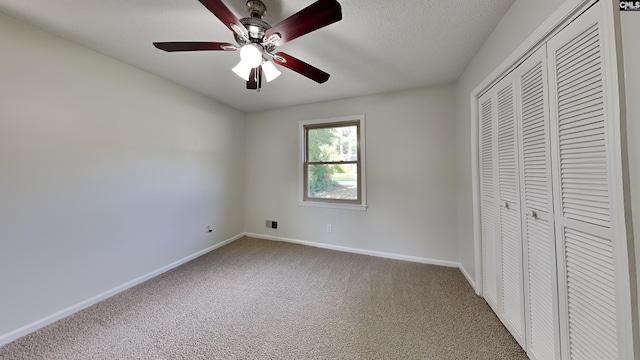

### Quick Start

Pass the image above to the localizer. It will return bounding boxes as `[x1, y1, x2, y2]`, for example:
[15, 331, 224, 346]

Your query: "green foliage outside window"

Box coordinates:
[308, 128, 338, 196]
[307, 125, 358, 198]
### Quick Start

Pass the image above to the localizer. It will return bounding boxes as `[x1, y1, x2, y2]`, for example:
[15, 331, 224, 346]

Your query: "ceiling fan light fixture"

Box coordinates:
[232, 60, 253, 81]
[262, 60, 281, 82]
[239, 44, 263, 68]
[152, 0, 343, 88]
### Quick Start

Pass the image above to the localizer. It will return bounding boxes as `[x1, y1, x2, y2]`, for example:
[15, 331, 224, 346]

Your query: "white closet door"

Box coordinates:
[515, 45, 560, 360]
[479, 90, 499, 313]
[495, 74, 526, 346]
[547, 2, 635, 359]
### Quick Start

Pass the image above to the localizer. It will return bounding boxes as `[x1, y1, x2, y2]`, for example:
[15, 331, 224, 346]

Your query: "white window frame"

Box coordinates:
[299, 115, 367, 211]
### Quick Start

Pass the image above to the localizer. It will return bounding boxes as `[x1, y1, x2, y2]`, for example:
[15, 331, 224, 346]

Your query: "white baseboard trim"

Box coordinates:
[458, 264, 477, 293]
[0, 233, 244, 347]
[244, 232, 460, 268]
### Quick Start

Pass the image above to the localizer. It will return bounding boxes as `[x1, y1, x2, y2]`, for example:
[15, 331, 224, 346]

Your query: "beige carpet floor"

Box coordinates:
[0, 237, 527, 359]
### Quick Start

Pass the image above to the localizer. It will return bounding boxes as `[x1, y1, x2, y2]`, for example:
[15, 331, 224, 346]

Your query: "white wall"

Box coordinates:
[620, 12, 640, 322]
[0, 12, 245, 338]
[244, 87, 458, 263]
[454, 0, 566, 280]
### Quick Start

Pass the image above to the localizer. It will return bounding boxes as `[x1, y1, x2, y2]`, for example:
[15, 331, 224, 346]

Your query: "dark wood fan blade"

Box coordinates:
[265, 0, 342, 46]
[273, 52, 330, 83]
[197, 0, 248, 37]
[153, 42, 236, 52]
[247, 66, 263, 90]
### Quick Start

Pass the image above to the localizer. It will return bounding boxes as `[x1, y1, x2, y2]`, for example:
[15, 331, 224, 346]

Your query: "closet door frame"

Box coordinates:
[600, 2, 638, 356]
[473, 0, 600, 296]
[470, 0, 637, 357]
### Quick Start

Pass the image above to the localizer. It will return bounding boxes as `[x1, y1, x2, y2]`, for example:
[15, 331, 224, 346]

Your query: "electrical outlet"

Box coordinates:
[266, 220, 278, 229]
[326, 224, 332, 233]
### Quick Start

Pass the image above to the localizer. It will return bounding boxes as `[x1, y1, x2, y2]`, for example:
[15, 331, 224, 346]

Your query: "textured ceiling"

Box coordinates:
[0, 0, 514, 112]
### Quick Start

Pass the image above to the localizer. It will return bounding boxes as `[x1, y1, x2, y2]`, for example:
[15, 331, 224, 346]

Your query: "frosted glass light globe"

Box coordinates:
[262, 60, 281, 82]
[232, 60, 252, 81]
[240, 44, 263, 68]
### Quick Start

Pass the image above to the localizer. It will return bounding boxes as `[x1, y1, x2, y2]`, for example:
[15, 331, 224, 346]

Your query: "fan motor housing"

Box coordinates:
[236, 17, 274, 52]
[246, 0, 266, 19]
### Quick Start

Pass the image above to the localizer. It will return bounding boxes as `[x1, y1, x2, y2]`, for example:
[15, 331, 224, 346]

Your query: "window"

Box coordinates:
[299, 115, 366, 210]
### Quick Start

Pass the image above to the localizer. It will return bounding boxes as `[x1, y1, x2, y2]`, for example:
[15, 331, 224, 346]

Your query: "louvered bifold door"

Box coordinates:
[479, 90, 499, 313]
[515, 45, 561, 360]
[547, 2, 635, 359]
[495, 74, 526, 347]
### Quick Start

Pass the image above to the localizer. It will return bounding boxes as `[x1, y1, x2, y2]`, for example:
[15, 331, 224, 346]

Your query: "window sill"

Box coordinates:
[298, 201, 368, 211]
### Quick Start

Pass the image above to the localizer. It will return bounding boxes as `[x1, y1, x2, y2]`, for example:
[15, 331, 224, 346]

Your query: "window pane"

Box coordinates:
[307, 163, 358, 200]
[308, 125, 358, 162]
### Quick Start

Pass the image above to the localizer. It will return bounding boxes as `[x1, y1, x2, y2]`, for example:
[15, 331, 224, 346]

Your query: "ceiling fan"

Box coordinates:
[153, 0, 342, 91]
